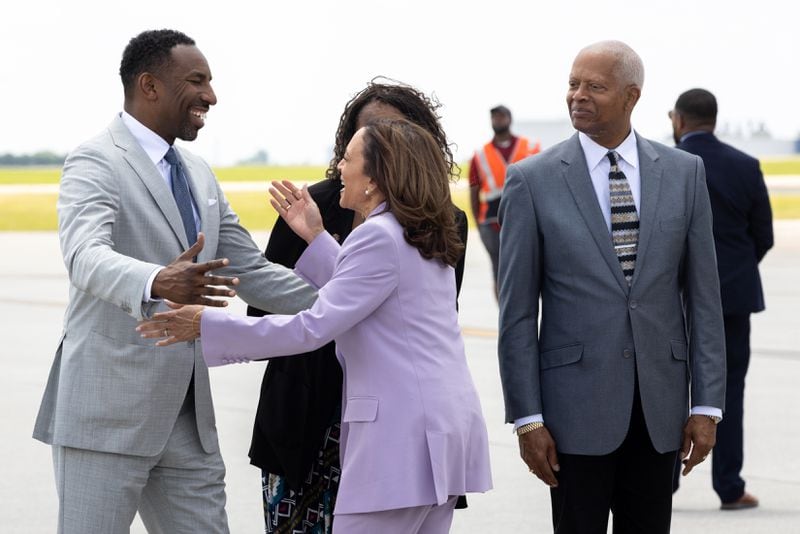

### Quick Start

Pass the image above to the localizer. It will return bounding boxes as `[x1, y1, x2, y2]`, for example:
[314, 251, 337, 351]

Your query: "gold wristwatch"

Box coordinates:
[706, 415, 722, 424]
[516, 422, 544, 436]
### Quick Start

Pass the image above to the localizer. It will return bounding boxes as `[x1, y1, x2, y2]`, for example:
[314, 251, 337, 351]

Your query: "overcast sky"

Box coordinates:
[2, 0, 796, 166]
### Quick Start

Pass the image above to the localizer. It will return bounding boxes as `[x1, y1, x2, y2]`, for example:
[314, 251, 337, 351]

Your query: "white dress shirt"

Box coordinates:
[579, 130, 641, 232]
[119, 111, 201, 302]
[514, 129, 721, 431]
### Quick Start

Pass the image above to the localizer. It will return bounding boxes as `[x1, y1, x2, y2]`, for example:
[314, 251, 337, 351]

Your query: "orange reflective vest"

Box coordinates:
[473, 136, 540, 223]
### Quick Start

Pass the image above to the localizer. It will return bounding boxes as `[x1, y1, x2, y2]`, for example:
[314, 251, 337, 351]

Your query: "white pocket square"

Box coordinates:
[208, 198, 218, 206]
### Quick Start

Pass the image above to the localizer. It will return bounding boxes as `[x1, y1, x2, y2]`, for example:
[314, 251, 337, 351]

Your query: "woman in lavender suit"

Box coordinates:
[139, 119, 492, 533]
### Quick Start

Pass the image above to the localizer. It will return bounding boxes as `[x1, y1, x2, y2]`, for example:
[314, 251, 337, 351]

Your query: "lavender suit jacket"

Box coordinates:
[201, 205, 492, 514]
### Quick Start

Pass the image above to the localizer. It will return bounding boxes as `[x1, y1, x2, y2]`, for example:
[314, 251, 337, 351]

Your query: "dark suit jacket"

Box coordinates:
[678, 133, 773, 315]
[246, 177, 469, 490]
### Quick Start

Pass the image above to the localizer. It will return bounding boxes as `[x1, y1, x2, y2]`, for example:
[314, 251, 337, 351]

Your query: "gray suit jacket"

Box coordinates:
[497, 132, 726, 455]
[33, 115, 317, 457]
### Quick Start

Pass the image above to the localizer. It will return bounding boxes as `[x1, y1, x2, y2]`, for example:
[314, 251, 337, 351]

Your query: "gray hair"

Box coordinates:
[580, 40, 645, 88]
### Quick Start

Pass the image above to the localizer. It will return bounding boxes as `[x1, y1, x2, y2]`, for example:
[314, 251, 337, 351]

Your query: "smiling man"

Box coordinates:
[497, 41, 726, 533]
[33, 30, 317, 533]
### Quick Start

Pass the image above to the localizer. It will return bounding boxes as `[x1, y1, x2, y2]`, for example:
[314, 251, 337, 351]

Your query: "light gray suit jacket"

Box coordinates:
[497, 132, 726, 455]
[33, 115, 317, 457]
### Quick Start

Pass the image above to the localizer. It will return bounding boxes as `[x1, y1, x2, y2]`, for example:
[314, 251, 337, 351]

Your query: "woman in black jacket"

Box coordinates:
[247, 78, 468, 534]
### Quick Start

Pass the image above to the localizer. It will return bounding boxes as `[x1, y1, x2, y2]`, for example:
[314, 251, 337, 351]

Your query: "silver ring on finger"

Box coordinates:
[164, 328, 169, 337]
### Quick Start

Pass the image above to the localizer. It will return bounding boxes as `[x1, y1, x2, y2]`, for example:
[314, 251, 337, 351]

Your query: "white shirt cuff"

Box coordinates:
[512, 407, 721, 435]
[143, 267, 165, 302]
[513, 414, 544, 432]
[691, 405, 723, 420]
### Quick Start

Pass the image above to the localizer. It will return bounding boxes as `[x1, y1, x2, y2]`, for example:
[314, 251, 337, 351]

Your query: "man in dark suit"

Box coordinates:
[670, 88, 774, 510]
[498, 41, 726, 533]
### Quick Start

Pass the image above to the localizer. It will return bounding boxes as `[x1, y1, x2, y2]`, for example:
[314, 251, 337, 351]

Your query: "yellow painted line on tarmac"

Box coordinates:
[461, 326, 498, 339]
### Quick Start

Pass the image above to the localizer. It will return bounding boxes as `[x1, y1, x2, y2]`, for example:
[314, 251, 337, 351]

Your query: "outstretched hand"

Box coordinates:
[137, 301, 205, 346]
[269, 181, 325, 244]
[151, 233, 238, 307]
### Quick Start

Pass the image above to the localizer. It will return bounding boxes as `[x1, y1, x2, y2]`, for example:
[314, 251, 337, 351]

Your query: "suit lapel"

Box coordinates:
[630, 136, 663, 288]
[109, 116, 189, 249]
[561, 135, 629, 295]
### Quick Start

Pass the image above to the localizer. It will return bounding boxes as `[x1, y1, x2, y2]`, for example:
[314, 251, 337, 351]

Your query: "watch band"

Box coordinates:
[516, 422, 544, 436]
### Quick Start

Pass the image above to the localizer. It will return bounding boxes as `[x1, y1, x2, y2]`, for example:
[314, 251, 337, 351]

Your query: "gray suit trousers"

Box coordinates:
[52, 406, 228, 534]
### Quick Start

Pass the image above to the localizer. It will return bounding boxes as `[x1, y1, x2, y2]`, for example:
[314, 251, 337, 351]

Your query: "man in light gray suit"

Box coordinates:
[32, 30, 316, 533]
[498, 41, 726, 533]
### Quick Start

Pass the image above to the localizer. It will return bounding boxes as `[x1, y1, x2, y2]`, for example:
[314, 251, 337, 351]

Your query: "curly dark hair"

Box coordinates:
[119, 29, 195, 95]
[362, 119, 464, 267]
[326, 77, 458, 182]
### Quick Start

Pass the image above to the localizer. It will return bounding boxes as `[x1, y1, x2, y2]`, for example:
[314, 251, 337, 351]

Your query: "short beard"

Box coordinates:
[492, 126, 510, 136]
[177, 121, 199, 142]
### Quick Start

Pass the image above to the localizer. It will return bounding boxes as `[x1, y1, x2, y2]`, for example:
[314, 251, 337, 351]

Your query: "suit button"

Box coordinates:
[629, 300, 638, 309]
[623, 349, 633, 359]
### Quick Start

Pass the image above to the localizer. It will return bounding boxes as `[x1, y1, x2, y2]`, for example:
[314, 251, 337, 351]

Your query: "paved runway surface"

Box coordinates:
[1, 224, 798, 533]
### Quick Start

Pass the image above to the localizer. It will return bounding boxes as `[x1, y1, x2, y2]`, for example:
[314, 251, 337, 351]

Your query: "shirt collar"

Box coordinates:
[679, 130, 712, 143]
[578, 129, 639, 172]
[120, 111, 171, 166]
[367, 201, 388, 218]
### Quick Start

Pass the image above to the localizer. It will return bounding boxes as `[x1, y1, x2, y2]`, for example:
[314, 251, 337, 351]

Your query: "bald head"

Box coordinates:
[578, 40, 644, 89]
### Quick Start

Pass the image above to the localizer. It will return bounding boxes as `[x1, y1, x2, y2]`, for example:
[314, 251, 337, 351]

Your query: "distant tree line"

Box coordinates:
[0, 151, 66, 166]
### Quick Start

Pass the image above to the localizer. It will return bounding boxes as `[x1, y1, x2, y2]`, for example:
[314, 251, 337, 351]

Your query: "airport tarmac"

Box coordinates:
[1, 223, 798, 533]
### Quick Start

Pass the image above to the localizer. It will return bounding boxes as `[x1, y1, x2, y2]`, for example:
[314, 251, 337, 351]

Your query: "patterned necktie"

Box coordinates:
[607, 151, 639, 284]
[164, 147, 198, 247]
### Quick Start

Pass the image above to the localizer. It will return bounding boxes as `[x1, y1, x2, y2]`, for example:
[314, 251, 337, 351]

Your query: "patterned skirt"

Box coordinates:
[262, 423, 342, 534]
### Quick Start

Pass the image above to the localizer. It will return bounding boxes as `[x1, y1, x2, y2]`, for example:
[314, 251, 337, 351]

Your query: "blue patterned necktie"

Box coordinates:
[163, 147, 198, 247]
[607, 151, 639, 284]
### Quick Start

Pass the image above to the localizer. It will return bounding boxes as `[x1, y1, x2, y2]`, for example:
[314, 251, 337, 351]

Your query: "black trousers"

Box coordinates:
[551, 384, 677, 534]
[672, 313, 750, 503]
[713, 314, 751, 502]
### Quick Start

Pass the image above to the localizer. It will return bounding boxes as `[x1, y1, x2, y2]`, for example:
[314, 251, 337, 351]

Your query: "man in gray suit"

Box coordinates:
[498, 41, 726, 533]
[33, 30, 316, 533]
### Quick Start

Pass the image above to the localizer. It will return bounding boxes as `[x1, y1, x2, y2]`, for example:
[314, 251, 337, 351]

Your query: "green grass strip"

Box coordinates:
[3, 189, 798, 232]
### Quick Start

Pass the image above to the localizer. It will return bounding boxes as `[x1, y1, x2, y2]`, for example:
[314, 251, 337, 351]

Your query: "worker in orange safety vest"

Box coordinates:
[469, 105, 540, 298]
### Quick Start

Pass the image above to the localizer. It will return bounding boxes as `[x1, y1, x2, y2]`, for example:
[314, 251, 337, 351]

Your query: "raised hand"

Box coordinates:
[269, 181, 325, 244]
[151, 233, 239, 307]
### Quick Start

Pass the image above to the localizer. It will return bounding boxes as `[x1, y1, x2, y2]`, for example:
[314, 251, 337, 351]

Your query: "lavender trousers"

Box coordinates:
[333, 496, 458, 534]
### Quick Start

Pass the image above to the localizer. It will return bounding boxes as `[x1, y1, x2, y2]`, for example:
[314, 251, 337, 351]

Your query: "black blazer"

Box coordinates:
[678, 133, 773, 315]
[246, 178, 469, 490]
